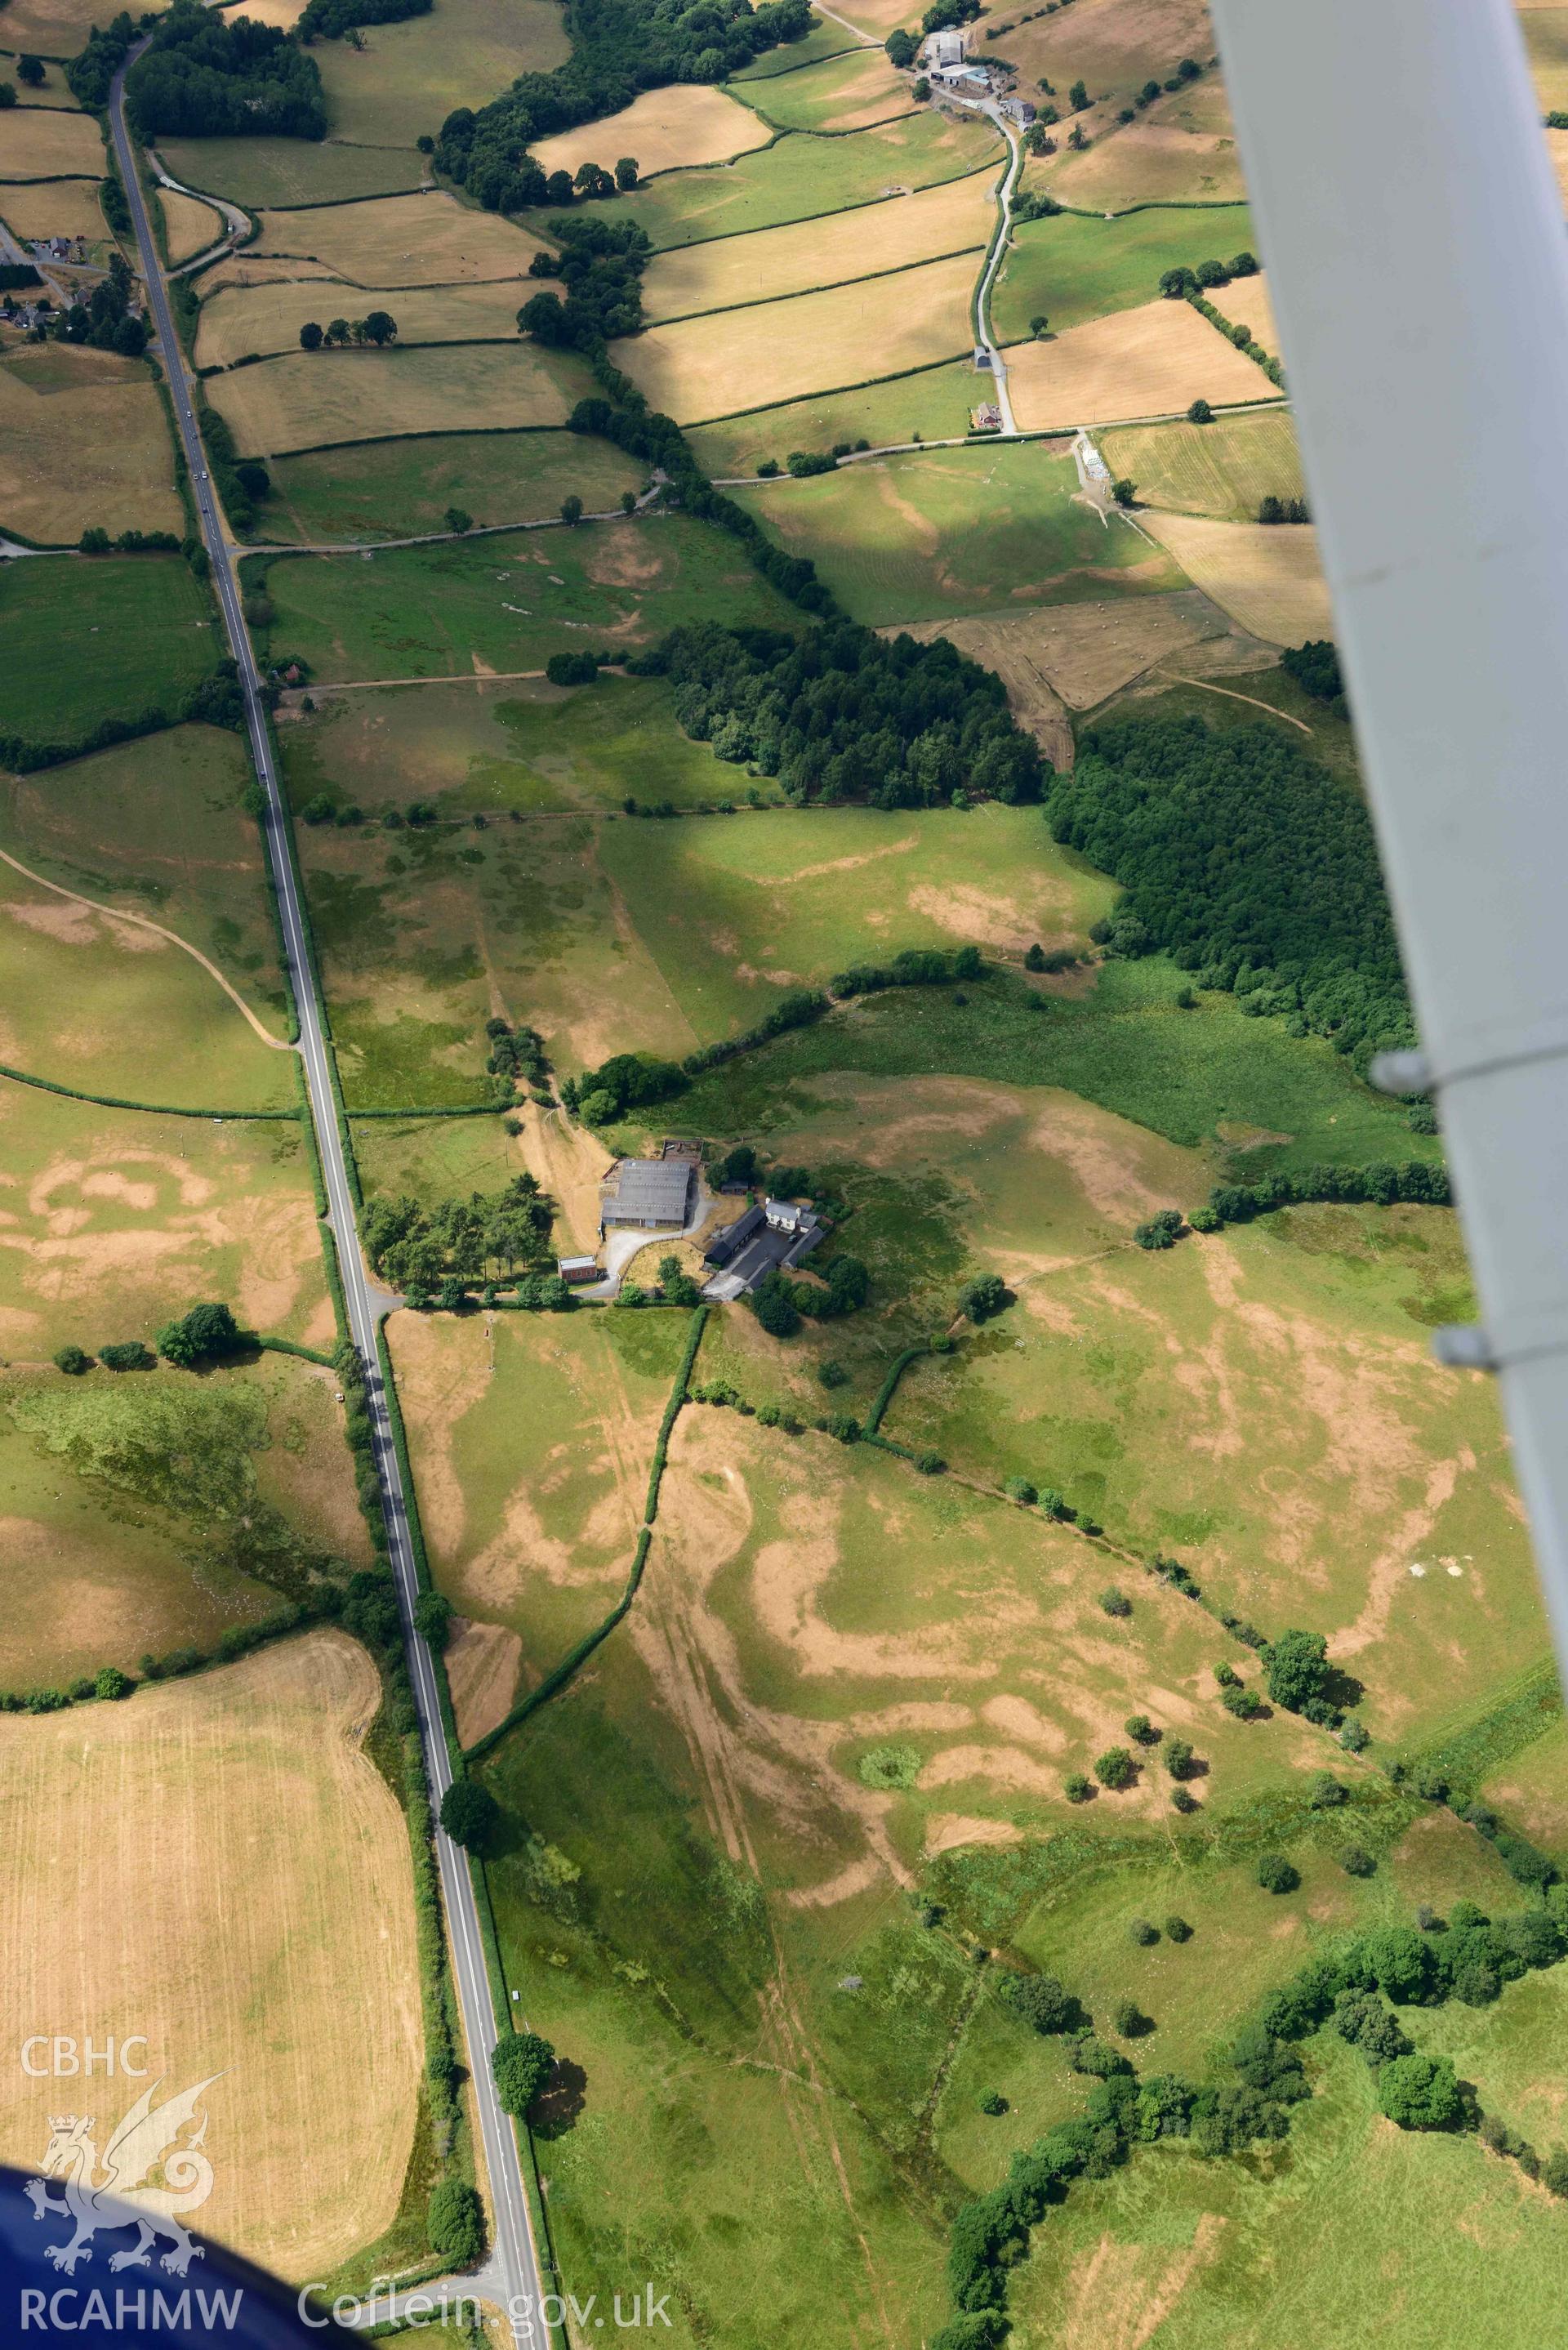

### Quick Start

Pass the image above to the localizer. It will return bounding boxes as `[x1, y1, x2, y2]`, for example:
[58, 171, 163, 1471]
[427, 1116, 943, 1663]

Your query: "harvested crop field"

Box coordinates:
[1205, 265, 1281, 359]
[1041, 116, 1245, 209]
[748, 45, 915, 132]
[1005, 297, 1276, 432]
[532, 83, 773, 182]
[0, 1630, 420, 2283]
[1137, 509, 1331, 642]
[0, 105, 102, 176]
[0, 0, 166, 48]
[252, 188, 542, 285]
[574, 106, 999, 250]
[158, 136, 424, 210]
[641, 169, 993, 320]
[158, 184, 223, 265]
[262, 429, 644, 543]
[311, 0, 568, 149]
[734, 443, 1183, 625]
[196, 275, 532, 369]
[0, 1089, 325, 1353]
[0, 343, 182, 543]
[1098, 404, 1305, 522]
[0, 176, 105, 245]
[207, 341, 590, 456]
[615, 248, 978, 421]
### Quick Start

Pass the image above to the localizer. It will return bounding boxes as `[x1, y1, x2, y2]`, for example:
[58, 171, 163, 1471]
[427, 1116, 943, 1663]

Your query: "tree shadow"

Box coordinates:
[530, 2058, 586, 2140]
[1323, 1664, 1365, 1712]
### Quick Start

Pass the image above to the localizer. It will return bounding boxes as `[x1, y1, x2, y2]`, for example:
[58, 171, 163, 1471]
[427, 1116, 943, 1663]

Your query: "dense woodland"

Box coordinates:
[648, 621, 1045, 809]
[126, 1, 327, 139]
[296, 0, 430, 40]
[434, 0, 812, 212]
[1046, 714, 1411, 1067]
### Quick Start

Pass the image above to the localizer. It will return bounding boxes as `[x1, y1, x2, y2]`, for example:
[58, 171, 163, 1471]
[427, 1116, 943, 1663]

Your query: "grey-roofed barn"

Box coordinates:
[600, 1157, 695, 1231]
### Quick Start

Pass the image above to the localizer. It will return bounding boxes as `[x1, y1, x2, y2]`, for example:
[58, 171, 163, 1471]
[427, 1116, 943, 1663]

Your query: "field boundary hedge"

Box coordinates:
[0, 1060, 300, 1118]
[688, 342, 978, 429]
[465, 1304, 707, 1760]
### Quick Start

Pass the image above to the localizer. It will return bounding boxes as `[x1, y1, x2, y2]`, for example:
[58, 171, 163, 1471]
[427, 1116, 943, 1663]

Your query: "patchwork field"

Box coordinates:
[1098, 404, 1306, 521]
[733, 442, 1184, 625]
[529, 83, 774, 182]
[0, 1631, 420, 2283]
[988, 0, 1216, 122]
[310, 0, 569, 149]
[158, 136, 425, 209]
[0, 1085, 327, 1358]
[208, 341, 590, 456]
[991, 200, 1254, 346]
[746, 44, 915, 132]
[0, 0, 167, 50]
[158, 184, 223, 265]
[261, 430, 645, 543]
[252, 188, 542, 284]
[0, 555, 217, 748]
[689, 354, 991, 474]
[0, 343, 182, 544]
[255, 513, 797, 684]
[1206, 263, 1281, 358]
[0, 720, 291, 1042]
[1038, 113, 1246, 210]
[0, 1355, 366, 1687]
[616, 248, 978, 421]
[0, 175, 105, 245]
[196, 275, 535, 369]
[641, 170, 994, 323]
[0, 104, 102, 177]
[1138, 508, 1332, 641]
[1005, 297, 1277, 432]
[566, 107, 1000, 251]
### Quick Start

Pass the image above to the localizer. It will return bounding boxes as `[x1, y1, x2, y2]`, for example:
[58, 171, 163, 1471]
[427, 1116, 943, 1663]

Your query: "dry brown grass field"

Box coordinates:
[0, 176, 105, 244]
[1041, 114, 1244, 210]
[207, 340, 585, 454]
[212, 0, 304, 24]
[616, 247, 977, 421]
[640, 170, 993, 321]
[1006, 297, 1275, 431]
[254, 189, 544, 286]
[0, 67, 80, 105]
[749, 43, 915, 132]
[530, 82, 773, 181]
[1098, 404, 1304, 522]
[0, 1631, 421, 2282]
[196, 275, 528, 369]
[0, 105, 102, 177]
[0, 344, 182, 542]
[992, 0, 1214, 127]
[0, 0, 166, 47]
[158, 185, 223, 265]
[202, 252, 343, 292]
[1206, 265, 1280, 357]
[1138, 508, 1332, 642]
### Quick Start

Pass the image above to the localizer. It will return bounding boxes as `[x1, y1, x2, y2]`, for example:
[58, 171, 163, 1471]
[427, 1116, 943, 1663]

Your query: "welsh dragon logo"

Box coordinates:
[23, 2076, 222, 2276]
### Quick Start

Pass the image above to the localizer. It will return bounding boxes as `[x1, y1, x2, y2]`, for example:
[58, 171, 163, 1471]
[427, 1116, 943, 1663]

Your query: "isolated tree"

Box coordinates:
[444, 505, 473, 533]
[1028, 312, 1049, 337]
[1064, 1772, 1092, 1803]
[1125, 1715, 1159, 1746]
[18, 52, 46, 83]
[1129, 1916, 1158, 1946]
[1265, 1627, 1332, 1714]
[559, 493, 584, 525]
[1099, 1585, 1131, 1617]
[426, 2179, 484, 2264]
[439, 1777, 501, 1853]
[94, 1666, 133, 1700]
[361, 308, 398, 346]
[620, 488, 637, 513]
[998, 1970, 1077, 2034]
[958, 1271, 1007, 1322]
[157, 1301, 240, 1367]
[1379, 2053, 1462, 2131]
[1095, 1745, 1136, 1790]
[99, 1340, 154, 1371]
[0, 79, 16, 106]
[299, 319, 323, 350]
[414, 1590, 453, 1650]
[1165, 1915, 1192, 1942]
[613, 154, 639, 189]
[1256, 1852, 1299, 1894]
[1067, 121, 1089, 148]
[1187, 397, 1214, 424]
[492, 2028, 555, 2116]
[1004, 1475, 1037, 1505]
[1164, 1737, 1195, 1779]
[53, 1344, 91, 1376]
[1112, 477, 1136, 506]
[1068, 76, 1088, 107]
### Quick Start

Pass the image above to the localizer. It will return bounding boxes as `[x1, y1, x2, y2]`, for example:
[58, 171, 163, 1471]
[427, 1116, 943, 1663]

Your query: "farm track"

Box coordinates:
[109, 44, 551, 2339]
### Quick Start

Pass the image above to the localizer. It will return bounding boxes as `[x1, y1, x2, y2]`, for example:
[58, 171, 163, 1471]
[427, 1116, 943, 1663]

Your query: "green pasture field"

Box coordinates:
[0, 1357, 363, 1691]
[528, 111, 1000, 252]
[0, 558, 217, 748]
[158, 136, 424, 210]
[731, 443, 1185, 625]
[1007, 2031, 1568, 2350]
[0, 1085, 327, 1353]
[391, 1307, 688, 1674]
[279, 674, 742, 819]
[1483, 1712, 1568, 1866]
[688, 355, 994, 475]
[738, 43, 914, 132]
[1098, 406, 1305, 524]
[991, 202, 1255, 346]
[250, 515, 798, 683]
[259, 433, 646, 545]
[0, 721, 291, 1046]
[729, 22, 861, 77]
[311, 0, 568, 150]
[672, 956, 1442, 1182]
